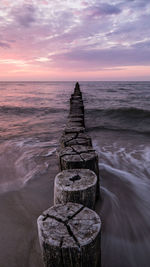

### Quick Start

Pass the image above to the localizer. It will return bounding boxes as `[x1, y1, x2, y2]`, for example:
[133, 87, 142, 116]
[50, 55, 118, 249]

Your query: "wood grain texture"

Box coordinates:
[58, 145, 100, 198]
[37, 202, 101, 267]
[54, 169, 97, 209]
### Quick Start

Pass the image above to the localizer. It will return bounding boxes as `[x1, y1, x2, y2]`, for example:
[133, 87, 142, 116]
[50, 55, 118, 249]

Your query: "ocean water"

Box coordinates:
[0, 81, 150, 267]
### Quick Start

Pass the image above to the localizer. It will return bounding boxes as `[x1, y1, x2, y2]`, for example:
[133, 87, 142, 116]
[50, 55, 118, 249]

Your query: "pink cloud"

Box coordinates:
[0, 0, 149, 80]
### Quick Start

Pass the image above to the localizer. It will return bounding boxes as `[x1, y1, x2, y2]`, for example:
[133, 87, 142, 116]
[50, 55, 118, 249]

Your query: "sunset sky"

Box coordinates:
[0, 0, 150, 81]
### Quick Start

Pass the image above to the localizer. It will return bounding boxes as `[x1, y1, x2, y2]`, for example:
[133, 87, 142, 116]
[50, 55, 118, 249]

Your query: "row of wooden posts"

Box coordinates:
[37, 83, 101, 267]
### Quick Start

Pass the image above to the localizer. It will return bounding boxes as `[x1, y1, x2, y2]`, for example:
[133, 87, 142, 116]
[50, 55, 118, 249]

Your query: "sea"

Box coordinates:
[0, 81, 150, 267]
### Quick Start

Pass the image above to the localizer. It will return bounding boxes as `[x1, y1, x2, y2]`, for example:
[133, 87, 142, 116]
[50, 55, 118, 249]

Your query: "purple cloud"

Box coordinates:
[105, 12, 150, 46]
[0, 0, 150, 79]
[82, 3, 121, 19]
[132, 40, 150, 49]
[11, 4, 36, 28]
[130, 0, 150, 8]
[51, 46, 150, 69]
[0, 41, 11, 48]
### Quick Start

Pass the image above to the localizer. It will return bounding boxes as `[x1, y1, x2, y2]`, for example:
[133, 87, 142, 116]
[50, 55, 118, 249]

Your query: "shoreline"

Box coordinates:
[0, 153, 58, 267]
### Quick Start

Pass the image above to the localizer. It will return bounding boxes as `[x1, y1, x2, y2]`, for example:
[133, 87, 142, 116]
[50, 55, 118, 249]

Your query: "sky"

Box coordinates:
[0, 0, 150, 81]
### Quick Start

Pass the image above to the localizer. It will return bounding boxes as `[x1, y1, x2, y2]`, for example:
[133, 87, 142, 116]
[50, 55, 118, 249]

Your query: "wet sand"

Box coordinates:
[0, 154, 58, 267]
[96, 169, 150, 267]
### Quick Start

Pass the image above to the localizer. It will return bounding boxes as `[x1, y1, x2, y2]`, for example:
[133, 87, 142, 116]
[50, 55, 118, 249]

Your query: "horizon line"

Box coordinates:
[0, 80, 150, 82]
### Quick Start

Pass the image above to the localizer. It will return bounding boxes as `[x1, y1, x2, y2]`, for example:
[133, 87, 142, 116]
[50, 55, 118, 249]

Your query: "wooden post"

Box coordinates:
[68, 113, 84, 119]
[70, 103, 84, 114]
[60, 132, 92, 148]
[37, 83, 101, 267]
[66, 121, 84, 128]
[64, 126, 85, 134]
[37, 202, 101, 267]
[68, 117, 84, 125]
[70, 100, 83, 106]
[59, 145, 100, 198]
[54, 169, 97, 209]
[69, 102, 84, 114]
[74, 82, 82, 97]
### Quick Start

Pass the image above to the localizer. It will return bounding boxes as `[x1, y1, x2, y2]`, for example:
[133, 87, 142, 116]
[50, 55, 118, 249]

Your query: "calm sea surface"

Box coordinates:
[0, 81, 150, 267]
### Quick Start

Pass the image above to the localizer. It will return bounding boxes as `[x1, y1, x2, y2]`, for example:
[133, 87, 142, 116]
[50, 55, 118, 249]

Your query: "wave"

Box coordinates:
[87, 107, 150, 118]
[0, 105, 67, 116]
[86, 107, 150, 134]
[88, 125, 150, 134]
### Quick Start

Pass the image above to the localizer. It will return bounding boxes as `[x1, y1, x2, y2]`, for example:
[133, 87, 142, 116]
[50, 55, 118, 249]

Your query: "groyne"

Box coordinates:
[37, 82, 101, 267]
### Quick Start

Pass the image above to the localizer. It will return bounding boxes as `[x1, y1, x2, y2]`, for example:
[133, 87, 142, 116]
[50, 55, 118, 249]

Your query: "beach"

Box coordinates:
[0, 81, 150, 267]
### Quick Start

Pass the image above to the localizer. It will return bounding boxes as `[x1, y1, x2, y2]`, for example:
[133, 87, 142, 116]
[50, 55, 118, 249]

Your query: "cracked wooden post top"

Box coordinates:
[68, 115, 85, 127]
[54, 169, 97, 209]
[68, 117, 84, 123]
[60, 132, 92, 148]
[66, 121, 84, 128]
[64, 126, 85, 134]
[69, 113, 84, 119]
[37, 202, 101, 267]
[69, 101, 84, 115]
[67, 117, 85, 127]
[58, 145, 100, 198]
[70, 99, 83, 106]
[69, 108, 84, 116]
[70, 101, 84, 113]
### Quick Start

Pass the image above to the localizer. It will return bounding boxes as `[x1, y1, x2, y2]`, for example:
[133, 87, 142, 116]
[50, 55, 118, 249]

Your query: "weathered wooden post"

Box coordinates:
[74, 82, 82, 97]
[62, 136, 92, 147]
[70, 103, 84, 114]
[69, 100, 84, 116]
[68, 117, 84, 125]
[54, 169, 97, 209]
[60, 132, 92, 148]
[64, 126, 85, 134]
[37, 82, 101, 267]
[37, 202, 101, 267]
[58, 145, 100, 197]
[66, 121, 83, 128]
